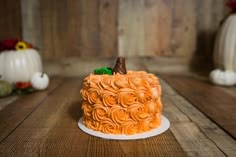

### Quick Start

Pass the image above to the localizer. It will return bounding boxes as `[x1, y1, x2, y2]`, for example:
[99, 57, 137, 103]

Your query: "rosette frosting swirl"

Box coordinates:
[102, 90, 117, 107]
[92, 104, 108, 121]
[109, 106, 129, 124]
[87, 88, 101, 104]
[117, 88, 137, 107]
[100, 119, 120, 134]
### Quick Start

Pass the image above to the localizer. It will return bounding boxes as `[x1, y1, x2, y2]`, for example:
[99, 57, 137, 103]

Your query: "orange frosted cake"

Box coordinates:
[80, 71, 162, 135]
[80, 57, 163, 135]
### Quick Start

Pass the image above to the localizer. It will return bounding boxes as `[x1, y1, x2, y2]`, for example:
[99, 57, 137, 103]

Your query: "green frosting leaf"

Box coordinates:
[94, 67, 113, 75]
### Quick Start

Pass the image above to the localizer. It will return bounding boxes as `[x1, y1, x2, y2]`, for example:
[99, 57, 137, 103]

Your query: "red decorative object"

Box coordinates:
[226, 0, 236, 12]
[15, 82, 32, 89]
[0, 39, 19, 51]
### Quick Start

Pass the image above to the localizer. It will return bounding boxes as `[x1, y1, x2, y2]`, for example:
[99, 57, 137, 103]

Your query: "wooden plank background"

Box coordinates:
[0, 0, 228, 61]
[0, 0, 22, 40]
[162, 74, 236, 139]
[33, 0, 118, 59]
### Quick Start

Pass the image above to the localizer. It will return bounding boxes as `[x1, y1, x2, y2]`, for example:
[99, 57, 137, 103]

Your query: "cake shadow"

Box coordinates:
[68, 100, 83, 122]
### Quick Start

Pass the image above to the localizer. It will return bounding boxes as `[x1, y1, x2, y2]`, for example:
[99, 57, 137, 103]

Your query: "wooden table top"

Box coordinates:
[0, 75, 235, 157]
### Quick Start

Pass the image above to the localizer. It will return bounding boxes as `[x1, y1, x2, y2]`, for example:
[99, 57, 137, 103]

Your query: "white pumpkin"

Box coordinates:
[0, 49, 42, 83]
[31, 72, 49, 90]
[214, 14, 236, 71]
[209, 69, 236, 86]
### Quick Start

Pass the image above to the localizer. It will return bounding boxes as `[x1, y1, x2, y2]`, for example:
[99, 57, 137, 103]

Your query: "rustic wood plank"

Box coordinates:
[168, 95, 236, 157]
[195, 0, 226, 58]
[40, 0, 80, 58]
[162, 75, 236, 132]
[43, 58, 115, 77]
[0, 0, 22, 40]
[0, 96, 18, 111]
[26, 0, 118, 59]
[162, 97, 189, 123]
[48, 0, 67, 58]
[99, 0, 118, 57]
[217, 86, 236, 98]
[85, 130, 186, 157]
[170, 122, 226, 157]
[40, 0, 55, 59]
[0, 78, 63, 142]
[80, 0, 100, 57]
[118, 0, 145, 57]
[0, 78, 187, 157]
[65, 0, 82, 57]
[171, 0, 196, 56]
[144, 0, 172, 56]
[17, 0, 228, 63]
[21, 0, 42, 49]
[0, 78, 84, 157]
[161, 94, 228, 156]
[44, 57, 194, 77]
[160, 78, 236, 156]
[162, 75, 236, 138]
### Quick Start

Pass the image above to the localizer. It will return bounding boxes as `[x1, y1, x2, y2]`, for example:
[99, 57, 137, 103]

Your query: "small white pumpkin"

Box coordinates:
[209, 69, 236, 86]
[0, 49, 42, 83]
[31, 72, 49, 90]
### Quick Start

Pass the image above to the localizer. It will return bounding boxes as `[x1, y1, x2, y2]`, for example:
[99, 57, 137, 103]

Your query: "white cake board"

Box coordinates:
[78, 115, 170, 140]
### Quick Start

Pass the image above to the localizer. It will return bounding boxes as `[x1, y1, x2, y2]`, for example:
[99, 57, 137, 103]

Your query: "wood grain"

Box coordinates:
[217, 86, 236, 98]
[170, 122, 226, 157]
[169, 95, 236, 156]
[0, 78, 84, 157]
[144, 0, 172, 56]
[80, 0, 100, 57]
[195, 0, 226, 58]
[85, 130, 186, 157]
[98, 0, 118, 57]
[0, 0, 22, 40]
[40, 0, 55, 58]
[64, 0, 82, 57]
[162, 75, 236, 139]
[160, 78, 236, 156]
[170, 0, 196, 56]
[0, 78, 62, 142]
[161, 88, 228, 156]
[21, 0, 42, 49]
[38, 0, 118, 59]
[118, 0, 145, 57]
[13, 0, 227, 60]
[0, 78, 187, 157]
[0, 96, 18, 111]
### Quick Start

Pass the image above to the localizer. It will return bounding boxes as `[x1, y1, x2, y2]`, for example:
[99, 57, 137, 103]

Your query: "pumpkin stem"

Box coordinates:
[41, 72, 44, 78]
[112, 57, 127, 74]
